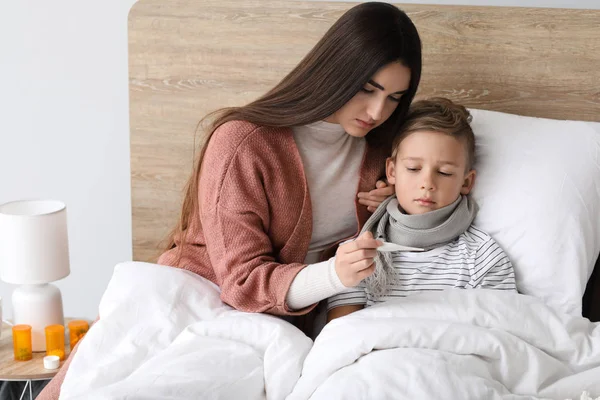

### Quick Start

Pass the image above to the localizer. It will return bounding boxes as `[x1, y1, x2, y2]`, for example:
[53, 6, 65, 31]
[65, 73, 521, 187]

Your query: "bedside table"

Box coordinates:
[0, 319, 78, 400]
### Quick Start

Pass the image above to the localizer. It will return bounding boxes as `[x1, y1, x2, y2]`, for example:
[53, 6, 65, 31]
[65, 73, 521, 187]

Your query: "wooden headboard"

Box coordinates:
[128, 1, 600, 320]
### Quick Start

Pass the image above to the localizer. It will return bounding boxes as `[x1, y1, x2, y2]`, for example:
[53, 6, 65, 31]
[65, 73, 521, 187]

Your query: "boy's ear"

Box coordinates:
[386, 157, 396, 185]
[460, 169, 476, 195]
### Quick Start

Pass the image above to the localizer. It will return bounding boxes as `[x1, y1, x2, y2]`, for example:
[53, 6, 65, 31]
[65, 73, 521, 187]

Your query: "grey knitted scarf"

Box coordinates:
[363, 195, 478, 296]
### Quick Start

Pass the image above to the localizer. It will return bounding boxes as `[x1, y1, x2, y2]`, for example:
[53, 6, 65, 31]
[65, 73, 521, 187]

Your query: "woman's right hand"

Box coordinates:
[335, 231, 382, 287]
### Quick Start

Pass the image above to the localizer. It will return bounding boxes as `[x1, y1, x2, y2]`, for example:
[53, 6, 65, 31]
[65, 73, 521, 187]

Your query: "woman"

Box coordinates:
[157, 1, 422, 317]
[38, 2, 421, 398]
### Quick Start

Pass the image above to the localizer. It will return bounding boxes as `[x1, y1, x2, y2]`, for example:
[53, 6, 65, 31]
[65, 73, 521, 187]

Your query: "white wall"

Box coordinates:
[0, 0, 136, 320]
[1, 0, 598, 321]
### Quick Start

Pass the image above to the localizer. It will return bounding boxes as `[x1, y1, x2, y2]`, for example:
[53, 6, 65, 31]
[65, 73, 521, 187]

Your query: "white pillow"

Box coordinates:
[468, 109, 600, 316]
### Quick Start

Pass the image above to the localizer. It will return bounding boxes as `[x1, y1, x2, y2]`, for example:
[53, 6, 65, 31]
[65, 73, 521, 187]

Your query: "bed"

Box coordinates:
[58, 1, 600, 399]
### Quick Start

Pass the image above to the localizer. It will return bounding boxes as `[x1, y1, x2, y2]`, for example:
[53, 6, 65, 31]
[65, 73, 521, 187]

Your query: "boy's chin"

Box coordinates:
[397, 203, 434, 215]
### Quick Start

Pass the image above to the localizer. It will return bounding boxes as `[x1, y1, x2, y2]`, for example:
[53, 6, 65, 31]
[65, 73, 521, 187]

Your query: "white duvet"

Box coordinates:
[60, 262, 600, 400]
[60, 262, 312, 400]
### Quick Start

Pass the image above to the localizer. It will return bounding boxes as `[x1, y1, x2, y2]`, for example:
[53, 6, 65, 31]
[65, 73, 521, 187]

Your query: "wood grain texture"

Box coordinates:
[128, 1, 600, 263]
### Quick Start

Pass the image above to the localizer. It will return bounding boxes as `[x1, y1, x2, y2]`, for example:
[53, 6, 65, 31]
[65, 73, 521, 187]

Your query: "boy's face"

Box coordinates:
[386, 130, 476, 215]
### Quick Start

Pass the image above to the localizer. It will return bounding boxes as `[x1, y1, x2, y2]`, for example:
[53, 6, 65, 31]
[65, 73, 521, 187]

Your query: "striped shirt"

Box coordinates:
[327, 225, 517, 311]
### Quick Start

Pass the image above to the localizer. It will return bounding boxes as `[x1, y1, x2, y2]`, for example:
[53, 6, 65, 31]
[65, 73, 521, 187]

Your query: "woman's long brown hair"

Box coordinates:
[164, 2, 422, 254]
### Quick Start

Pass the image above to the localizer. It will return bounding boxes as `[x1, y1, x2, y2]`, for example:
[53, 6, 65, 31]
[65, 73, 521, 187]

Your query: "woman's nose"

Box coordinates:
[367, 98, 386, 121]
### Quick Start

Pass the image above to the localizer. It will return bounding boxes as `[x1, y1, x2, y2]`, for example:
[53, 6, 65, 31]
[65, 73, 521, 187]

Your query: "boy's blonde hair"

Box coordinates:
[391, 97, 475, 170]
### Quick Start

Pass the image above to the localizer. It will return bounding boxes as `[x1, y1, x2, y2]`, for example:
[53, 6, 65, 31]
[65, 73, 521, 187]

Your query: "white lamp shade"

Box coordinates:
[0, 200, 70, 284]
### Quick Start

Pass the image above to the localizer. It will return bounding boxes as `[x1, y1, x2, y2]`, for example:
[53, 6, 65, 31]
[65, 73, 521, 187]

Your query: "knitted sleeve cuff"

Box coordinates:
[285, 257, 347, 310]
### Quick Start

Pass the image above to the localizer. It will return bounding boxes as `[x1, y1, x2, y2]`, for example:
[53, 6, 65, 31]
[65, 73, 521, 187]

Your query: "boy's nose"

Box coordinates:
[421, 174, 436, 190]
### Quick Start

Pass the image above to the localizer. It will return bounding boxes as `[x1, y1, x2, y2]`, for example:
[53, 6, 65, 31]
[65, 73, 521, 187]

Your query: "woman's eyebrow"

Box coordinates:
[367, 80, 408, 95]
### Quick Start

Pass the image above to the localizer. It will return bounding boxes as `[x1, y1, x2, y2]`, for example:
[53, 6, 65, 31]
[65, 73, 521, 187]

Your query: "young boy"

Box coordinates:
[327, 97, 517, 321]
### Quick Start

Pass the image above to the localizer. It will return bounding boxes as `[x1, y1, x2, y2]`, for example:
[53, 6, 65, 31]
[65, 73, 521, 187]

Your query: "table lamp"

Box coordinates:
[0, 199, 70, 351]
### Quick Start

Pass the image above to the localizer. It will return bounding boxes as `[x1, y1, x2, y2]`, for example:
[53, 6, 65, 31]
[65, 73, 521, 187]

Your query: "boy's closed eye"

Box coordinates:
[405, 166, 454, 176]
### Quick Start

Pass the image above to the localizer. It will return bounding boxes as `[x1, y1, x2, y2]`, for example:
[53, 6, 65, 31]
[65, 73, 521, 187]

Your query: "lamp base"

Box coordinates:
[12, 283, 64, 352]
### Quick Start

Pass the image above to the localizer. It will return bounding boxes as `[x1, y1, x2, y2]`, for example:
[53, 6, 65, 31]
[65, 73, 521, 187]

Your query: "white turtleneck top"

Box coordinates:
[285, 121, 366, 309]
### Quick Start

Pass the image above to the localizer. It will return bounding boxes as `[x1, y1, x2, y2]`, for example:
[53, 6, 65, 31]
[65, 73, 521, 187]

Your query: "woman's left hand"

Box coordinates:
[357, 180, 394, 213]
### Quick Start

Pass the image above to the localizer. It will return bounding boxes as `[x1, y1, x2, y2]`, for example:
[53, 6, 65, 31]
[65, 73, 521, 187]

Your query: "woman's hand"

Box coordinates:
[357, 180, 394, 212]
[335, 231, 382, 287]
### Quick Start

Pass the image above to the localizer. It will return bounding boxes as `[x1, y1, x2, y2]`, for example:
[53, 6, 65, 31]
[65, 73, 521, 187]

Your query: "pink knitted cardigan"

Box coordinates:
[158, 121, 386, 314]
[37, 120, 386, 399]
